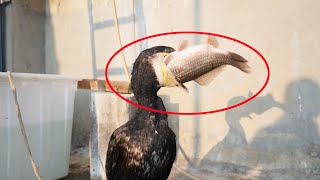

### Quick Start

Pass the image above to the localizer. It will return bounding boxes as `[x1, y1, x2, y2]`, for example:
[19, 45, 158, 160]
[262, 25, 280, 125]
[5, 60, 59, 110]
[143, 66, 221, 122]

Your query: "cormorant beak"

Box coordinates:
[163, 52, 170, 63]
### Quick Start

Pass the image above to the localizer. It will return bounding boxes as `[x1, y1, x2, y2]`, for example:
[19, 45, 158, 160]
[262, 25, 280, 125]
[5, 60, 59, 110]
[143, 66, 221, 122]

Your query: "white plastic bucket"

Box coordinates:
[0, 72, 80, 180]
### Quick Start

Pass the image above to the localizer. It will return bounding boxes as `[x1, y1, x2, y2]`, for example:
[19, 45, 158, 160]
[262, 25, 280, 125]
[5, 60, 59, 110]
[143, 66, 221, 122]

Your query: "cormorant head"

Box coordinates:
[131, 46, 175, 105]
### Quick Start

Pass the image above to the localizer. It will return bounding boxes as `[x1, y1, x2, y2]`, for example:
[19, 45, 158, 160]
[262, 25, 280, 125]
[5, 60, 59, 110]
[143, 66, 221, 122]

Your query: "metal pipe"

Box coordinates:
[0, 0, 10, 72]
[0, 5, 4, 71]
[0, 0, 11, 5]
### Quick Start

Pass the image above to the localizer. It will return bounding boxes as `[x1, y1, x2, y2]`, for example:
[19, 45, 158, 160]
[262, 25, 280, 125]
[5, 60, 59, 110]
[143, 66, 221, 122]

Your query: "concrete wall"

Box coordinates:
[5, 0, 320, 179]
[5, 0, 45, 73]
[45, 0, 136, 80]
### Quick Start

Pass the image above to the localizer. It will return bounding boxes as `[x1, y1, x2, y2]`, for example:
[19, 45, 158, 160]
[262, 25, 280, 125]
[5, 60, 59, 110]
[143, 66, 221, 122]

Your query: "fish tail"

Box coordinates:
[229, 52, 251, 73]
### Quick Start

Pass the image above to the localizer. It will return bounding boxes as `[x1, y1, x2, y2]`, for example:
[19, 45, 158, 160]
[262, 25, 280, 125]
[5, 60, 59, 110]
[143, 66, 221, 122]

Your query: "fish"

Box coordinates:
[163, 36, 251, 92]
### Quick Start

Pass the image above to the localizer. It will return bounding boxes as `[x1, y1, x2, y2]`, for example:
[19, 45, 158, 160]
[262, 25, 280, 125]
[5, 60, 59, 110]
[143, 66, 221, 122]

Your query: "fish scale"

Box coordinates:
[166, 44, 250, 86]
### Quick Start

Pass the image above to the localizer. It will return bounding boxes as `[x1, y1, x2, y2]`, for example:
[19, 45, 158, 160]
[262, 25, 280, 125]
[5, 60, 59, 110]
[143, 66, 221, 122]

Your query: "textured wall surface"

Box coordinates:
[4, 0, 320, 179]
[5, 0, 45, 73]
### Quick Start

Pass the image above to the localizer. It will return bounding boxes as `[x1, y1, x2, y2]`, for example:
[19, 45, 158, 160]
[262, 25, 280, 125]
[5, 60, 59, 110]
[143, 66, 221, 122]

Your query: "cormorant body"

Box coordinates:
[106, 46, 177, 180]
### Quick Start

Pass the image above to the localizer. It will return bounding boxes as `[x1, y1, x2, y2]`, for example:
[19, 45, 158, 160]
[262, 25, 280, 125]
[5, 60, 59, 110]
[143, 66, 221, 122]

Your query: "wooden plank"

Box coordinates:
[78, 79, 132, 94]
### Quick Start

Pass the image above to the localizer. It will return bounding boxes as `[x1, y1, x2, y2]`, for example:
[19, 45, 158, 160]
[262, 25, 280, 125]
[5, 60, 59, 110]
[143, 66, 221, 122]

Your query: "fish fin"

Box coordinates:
[207, 36, 219, 48]
[177, 40, 188, 51]
[229, 52, 248, 62]
[164, 53, 173, 65]
[194, 65, 226, 85]
[178, 82, 189, 93]
[229, 52, 251, 73]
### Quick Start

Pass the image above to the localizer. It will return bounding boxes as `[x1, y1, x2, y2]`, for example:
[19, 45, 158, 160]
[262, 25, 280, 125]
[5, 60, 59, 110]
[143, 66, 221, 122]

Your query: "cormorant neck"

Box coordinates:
[133, 90, 168, 121]
[135, 91, 159, 107]
[132, 79, 161, 107]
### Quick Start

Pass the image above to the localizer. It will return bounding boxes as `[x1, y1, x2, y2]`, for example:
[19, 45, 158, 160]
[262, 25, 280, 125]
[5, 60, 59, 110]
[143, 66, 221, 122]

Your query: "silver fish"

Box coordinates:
[164, 37, 251, 92]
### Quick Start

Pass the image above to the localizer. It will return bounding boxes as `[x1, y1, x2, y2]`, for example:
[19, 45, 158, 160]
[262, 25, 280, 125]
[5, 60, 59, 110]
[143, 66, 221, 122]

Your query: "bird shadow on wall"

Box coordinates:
[172, 79, 320, 179]
[196, 92, 281, 178]
[242, 79, 320, 179]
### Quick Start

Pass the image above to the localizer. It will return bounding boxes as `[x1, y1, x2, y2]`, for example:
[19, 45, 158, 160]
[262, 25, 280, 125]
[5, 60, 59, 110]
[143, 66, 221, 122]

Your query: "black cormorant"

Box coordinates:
[105, 37, 251, 180]
[106, 46, 177, 180]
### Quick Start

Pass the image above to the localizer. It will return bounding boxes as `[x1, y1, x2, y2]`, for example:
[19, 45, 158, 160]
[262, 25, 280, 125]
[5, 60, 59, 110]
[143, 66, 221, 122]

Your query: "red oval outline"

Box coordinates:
[105, 31, 270, 115]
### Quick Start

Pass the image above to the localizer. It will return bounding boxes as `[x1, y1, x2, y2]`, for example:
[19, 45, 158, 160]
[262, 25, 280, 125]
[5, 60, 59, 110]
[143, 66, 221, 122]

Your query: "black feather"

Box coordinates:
[106, 46, 177, 180]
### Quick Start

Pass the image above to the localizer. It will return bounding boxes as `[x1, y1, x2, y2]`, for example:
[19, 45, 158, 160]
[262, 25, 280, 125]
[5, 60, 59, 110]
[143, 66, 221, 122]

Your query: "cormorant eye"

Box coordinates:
[163, 48, 171, 57]
[164, 48, 171, 54]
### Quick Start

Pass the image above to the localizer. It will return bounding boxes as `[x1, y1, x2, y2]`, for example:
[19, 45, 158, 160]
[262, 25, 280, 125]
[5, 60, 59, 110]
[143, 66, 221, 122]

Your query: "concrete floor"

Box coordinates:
[58, 147, 90, 180]
[59, 147, 320, 180]
[57, 149, 190, 180]
[58, 147, 248, 180]
[58, 147, 200, 180]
